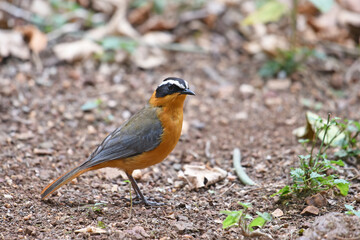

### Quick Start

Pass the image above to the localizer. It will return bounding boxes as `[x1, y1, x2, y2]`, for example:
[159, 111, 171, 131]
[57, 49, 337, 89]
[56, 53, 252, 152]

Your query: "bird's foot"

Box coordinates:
[141, 198, 165, 207]
[122, 196, 165, 206]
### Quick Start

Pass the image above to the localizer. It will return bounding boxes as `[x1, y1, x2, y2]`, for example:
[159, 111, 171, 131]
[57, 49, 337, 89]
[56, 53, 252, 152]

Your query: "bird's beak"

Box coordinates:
[181, 89, 195, 95]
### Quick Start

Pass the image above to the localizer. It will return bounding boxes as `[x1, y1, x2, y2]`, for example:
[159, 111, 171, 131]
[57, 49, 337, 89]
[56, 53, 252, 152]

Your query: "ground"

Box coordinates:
[1, 49, 360, 240]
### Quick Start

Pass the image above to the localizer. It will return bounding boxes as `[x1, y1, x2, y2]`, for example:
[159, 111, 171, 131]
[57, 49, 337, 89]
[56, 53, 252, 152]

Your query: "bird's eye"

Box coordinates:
[168, 84, 180, 92]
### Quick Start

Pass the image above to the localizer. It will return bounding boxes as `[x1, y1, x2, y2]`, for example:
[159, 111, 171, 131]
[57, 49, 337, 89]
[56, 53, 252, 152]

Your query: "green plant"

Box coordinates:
[345, 204, 360, 218]
[221, 202, 272, 238]
[97, 221, 107, 229]
[258, 48, 315, 78]
[272, 114, 350, 198]
[335, 120, 360, 161]
[90, 202, 107, 213]
[124, 179, 133, 218]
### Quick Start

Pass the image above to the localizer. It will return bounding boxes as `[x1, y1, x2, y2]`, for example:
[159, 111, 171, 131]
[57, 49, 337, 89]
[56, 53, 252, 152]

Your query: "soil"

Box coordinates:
[1, 49, 360, 239]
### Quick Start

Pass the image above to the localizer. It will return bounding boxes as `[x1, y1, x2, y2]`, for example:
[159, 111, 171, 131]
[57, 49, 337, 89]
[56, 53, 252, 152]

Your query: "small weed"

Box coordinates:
[259, 48, 315, 78]
[345, 204, 360, 218]
[272, 114, 350, 198]
[221, 202, 272, 238]
[90, 202, 107, 213]
[124, 180, 133, 219]
[335, 120, 360, 162]
[97, 221, 107, 229]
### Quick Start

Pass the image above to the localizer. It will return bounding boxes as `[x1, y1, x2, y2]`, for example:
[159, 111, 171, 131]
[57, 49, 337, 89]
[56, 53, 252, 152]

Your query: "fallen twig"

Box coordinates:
[233, 148, 256, 186]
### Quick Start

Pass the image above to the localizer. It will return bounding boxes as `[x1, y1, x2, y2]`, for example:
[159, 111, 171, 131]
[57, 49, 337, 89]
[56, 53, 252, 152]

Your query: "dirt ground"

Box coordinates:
[1, 46, 360, 239]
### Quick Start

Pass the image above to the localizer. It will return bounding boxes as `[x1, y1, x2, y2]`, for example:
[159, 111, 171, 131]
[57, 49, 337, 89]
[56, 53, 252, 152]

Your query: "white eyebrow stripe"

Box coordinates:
[158, 80, 186, 89]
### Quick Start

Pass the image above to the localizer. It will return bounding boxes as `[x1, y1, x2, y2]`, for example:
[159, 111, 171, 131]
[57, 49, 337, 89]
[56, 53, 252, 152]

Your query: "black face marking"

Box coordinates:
[155, 77, 189, 98]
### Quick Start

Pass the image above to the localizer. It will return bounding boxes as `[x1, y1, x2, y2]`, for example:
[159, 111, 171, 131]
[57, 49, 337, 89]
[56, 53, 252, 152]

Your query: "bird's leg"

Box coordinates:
[125, 172, 165, 206]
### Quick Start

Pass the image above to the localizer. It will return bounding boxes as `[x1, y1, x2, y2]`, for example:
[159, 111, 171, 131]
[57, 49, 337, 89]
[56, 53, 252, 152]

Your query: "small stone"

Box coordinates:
[174, 180, 184, 188]
[33, 148, 53, 155]
[5, 203, 11, 208]
[174, 221, 193, 234]
[84, 113, 96, 122]
[107, 100, 117, 108]
[266, 79, 291, 91]
[239, 84, 255, 97]
[4, 194, 13, 199]
[265, 97, 282, 106]
[173, 163, 182, 171]
[87, 125, 97, 134]
[272, 208, 284, 217]
[301, 206, 319, 216]
[23, 214, 32, 221]
[25, 226, 36, 236]
[235, 111, 248, 120]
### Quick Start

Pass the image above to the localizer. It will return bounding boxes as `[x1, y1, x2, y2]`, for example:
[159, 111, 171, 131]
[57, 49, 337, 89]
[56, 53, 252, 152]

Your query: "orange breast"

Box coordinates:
[106, 94, 186, 174]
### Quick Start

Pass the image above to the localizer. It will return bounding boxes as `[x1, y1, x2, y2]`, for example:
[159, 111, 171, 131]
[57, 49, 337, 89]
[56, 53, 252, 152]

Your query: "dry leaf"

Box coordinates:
[131, 46, 167, 69]
[272, 208, 284, 217]
[178, 164, 227, 190]
[75, 226, 106, 234]
[339, 0, 360, 13]
[141, 32, 174, 46]
[305, 193, 327, 207]
[292, 111, 346, 147]
[0, 30, 30, 60]
[86, 0, 139, 40]
[16, 25, 47, 53]
[30, 0, 52, 17]
[301, 205, 319, 215]
[53, 39, 103, 62]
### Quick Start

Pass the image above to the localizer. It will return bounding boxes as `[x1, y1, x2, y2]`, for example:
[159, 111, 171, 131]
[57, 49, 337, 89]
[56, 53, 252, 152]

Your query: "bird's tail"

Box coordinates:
[40, 165, 96, 200]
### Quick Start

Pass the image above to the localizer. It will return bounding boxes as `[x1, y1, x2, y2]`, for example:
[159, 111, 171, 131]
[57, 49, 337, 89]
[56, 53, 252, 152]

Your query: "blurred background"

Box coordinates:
[1, 0, 360, 239]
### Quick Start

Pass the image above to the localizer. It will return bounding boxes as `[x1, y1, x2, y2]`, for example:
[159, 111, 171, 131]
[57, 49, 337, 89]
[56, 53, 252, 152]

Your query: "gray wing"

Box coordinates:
[80, 106, 163, 169]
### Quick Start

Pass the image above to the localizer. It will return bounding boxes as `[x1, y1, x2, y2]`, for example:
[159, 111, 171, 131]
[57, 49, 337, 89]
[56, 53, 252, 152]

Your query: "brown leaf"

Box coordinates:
[85, 0, 139, 40]
[301, 205, 319, 215]
[16, 25, 47, 53]
[131, 46, 167, 69]
[305, 193, 327, 207]
[75, 226, 106, 234]
[0, 30, 30, 60]
[53, 40, 103, 62]
[272, 208, 284, 217]
[178, 165, 227, 190]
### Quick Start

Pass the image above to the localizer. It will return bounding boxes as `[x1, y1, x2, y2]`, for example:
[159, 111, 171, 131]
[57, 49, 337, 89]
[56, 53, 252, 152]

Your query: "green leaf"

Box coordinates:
[238, 202, 252, 209]
[249, 216, 266, 231]
[153, 0, 166, 14]
[345, 204, 360, 218]
[101, 37, 138, 53]
[221, 211, 242, 229]
[334, 180, 350, 196]
[330, 159, 345, 167]
[97, 221, 106, 229]
[310, 172, 325, 179]
[243, 0, 287, 25]
[256, 212, 272, 222]
[291, 168, 305, 178]
[345, 204, 354, 211]
[308, 0, 334, 13]
[258, 60, 281, 78]
[271, 185, 291, 197]
[81, 99, 102, 111]
[334, 149, 348, 158]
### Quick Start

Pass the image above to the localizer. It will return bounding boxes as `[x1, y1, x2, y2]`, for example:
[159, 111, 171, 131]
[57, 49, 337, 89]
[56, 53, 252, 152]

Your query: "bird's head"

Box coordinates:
[149, 77, 195, 107]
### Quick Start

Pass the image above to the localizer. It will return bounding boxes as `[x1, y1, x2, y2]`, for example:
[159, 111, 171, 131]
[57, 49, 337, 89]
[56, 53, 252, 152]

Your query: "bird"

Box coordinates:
[41, 77, 195, 206]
